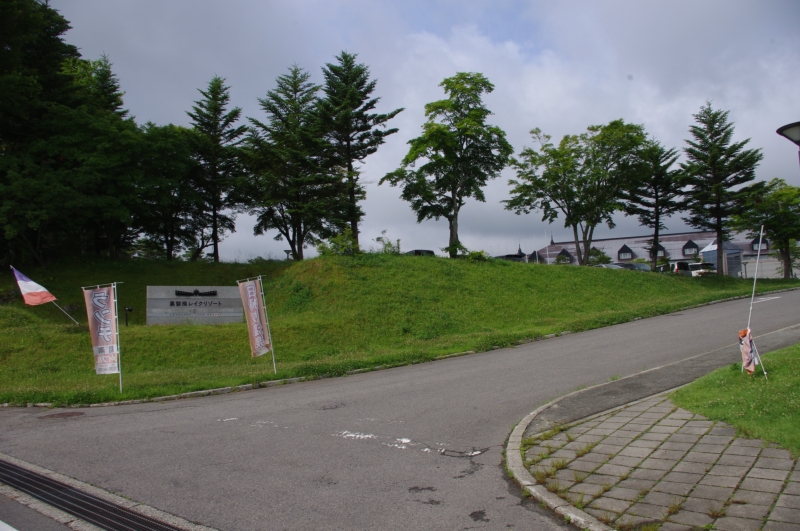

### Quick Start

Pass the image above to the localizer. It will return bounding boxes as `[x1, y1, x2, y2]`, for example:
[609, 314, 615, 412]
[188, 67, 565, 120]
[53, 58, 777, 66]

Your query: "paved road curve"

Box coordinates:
[1, 291, 798, 530]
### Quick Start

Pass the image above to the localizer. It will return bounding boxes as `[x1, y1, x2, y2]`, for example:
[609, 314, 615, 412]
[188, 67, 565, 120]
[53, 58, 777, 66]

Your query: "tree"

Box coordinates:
[622, 140, 684, 269]
[505, 121, 645, 265]
[244, 66, 346, 260]
[681, 102, 763, 275]
[381, 73, 512, 258]
[732, 178, 800, 279]
[187, 76, 247, 262]
[587, 247, 612, 265]
[317, 51, 403, 246]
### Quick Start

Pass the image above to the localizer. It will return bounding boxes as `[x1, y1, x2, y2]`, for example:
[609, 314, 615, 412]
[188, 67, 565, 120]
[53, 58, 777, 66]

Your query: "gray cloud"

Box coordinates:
[51, 0, 800, 259]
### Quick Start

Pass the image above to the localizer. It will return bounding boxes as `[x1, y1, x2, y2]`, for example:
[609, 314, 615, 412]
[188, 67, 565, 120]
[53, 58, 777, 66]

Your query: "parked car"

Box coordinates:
[615, 262, 652, 271]
[593, 264, 624, 269]
[673, 261, 716, 276]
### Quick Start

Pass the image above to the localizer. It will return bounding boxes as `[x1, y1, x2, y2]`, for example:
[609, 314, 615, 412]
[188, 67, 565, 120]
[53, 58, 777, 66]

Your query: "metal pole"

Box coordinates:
[747, 226, 765, 331]
[259, 276, 277, 374]
[51, 301, 80, 325]
[113, 282, 122, 393]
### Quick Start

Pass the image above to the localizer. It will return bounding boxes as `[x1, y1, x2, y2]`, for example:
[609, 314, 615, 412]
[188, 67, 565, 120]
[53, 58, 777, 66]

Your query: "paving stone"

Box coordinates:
[616, 478, 656, 491]
[615, 513, 657, 527]
[699, 435, 734, 445]
[640, 458, 678, 471]
[627, 502, 669, 519]
[651, 449, 689, 460]
[567, 426, 591, 435]
[690, 484, 734, 501]
[563, 491, 595, 506]
[613, 411, 640, 418]
[694, 443, 728, 454]
[680, 496, 722, 515]
[668, 510, 713, 527]
[545, 477, 574, 491]
[796, 460, 800, 471]
[709, 427, 737, 436]
[790, 471, 800, 482]
[724, 445, 762, 457]
[769, 506, 800, 523]
[639, 412, 668, 420]
[685, 420, 713, 428]
[582, 508, 612, 521]
[659, 523, 693, 531]
[678, 426, 709, 435]
[748, 468, 790, 481]
[586, 428, 616, 436]
[708, 465, 750, 477]
[717, 453, 757, 467]
[658, 419, 688, 427]
[555, 469, 580, 482]
[567, 459, 601, 473]
[763, 522, 800, 531]
[608, 455, 644, 468]
[560, 441, 586, 451]
[629, 468, 668, 481]
[672, 461, 711, 474]
[604, 487, 641, 501]
[730, 438, 764, 447]
[581, 451, 612, 463]
[755, 457, 795, 470]
[594, 464, 633, 477]
[699, 474, 740, 488]
[651, 425, 681, 434]
[653, 481, 694, 496]
[592, 444, 625, 455]
[667, 434, 701, 444]
[551, 449, 578, 460]
[714, 516, 763, 531]
[588, 495, 635, 514]
[575, 434, 605, 443]
[627, 418, 658, 425]
[628, 439, 663, 449]
[730, 489, 778, 506]
[613, 429, 646, 438]
[597, 421, 628, 430]
[603, 437, 635, 447]
[583, 474, 620, 486]
[569, 482, 607, 496]
[640, 432, 671, 442]
[724, 502, 770, 519]
[662, 471, 703, 485]
[618, 446, 653, 459]
[683, 451, 719, 464]
[739, 477, 785, 493]
[643, 490, 685, 506]
[761, 448, 792, 459]
[660, 442, 694, 452]
[785, 482, 800, 496]
[776, 494, 800, 509]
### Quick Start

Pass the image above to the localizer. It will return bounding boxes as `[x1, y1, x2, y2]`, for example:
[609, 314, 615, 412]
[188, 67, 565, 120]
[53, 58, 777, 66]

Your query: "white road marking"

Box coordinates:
[0, 519, 19, 531]
[753, 296, 781, 304]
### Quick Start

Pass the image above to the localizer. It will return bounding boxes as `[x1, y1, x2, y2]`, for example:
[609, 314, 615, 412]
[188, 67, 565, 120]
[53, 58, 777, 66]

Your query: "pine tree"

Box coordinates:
[681, 103, 763, 274]
[187, 76, 247, 262]
[317, 52, 403, 246]
[623, 141, 684, 269]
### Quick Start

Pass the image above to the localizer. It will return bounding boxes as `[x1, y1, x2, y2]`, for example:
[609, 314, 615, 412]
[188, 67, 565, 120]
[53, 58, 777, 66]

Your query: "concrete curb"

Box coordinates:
[2, 286, 797, 410]
[0, 452, 219, 531]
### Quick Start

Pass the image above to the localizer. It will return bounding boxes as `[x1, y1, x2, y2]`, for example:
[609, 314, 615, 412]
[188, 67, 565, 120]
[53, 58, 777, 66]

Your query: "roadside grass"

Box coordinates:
[1, 254, 798, 405]
[671, 342, 800, 456]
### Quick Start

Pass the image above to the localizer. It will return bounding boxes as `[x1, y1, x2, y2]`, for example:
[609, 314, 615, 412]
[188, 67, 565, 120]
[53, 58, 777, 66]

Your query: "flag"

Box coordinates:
[83, 286, 120, 375]
[11, 267, 57, 305]
[238, 278, 272, 358]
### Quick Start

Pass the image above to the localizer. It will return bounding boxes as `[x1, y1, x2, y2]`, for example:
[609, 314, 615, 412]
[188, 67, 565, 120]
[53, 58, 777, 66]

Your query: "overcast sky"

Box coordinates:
[51, 0, 800, 260]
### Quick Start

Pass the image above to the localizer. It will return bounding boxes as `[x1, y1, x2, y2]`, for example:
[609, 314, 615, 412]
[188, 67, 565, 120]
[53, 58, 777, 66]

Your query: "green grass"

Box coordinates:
[672, 342, 800, 456]
[1, 254, 798, 405]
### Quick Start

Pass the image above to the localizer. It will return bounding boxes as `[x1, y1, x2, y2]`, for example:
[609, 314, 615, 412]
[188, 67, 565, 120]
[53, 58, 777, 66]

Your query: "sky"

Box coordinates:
[51, 0, 800, 260]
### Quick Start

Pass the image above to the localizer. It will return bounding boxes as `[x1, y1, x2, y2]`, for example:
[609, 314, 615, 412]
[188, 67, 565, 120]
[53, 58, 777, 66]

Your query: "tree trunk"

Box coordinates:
[211, 204, 219, 263]
[571, 224, 582, 265]
[652, 224, 660, 271]
[716, 227, 725, 276]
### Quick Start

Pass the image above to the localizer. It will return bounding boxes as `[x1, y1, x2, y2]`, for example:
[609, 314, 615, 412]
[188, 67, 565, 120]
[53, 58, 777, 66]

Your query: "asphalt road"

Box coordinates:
[1, 291, 798, 531]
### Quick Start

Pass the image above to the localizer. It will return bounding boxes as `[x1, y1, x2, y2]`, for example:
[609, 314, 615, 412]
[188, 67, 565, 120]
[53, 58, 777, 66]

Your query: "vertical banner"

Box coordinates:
[238, 277, 272, 358]
[83, 285, 120, 375]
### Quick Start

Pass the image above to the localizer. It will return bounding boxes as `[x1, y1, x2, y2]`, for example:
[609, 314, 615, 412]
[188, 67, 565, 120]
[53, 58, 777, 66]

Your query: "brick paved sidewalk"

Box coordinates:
[524, 395, 800, 531]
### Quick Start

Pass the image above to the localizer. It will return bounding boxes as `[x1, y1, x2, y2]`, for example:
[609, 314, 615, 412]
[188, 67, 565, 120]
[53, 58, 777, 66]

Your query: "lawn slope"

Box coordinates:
[1, 255, 797, 405]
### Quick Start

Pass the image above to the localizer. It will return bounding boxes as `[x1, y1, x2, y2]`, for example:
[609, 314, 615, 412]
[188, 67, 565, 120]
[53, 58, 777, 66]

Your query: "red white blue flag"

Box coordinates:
[11, 266, 57, 306]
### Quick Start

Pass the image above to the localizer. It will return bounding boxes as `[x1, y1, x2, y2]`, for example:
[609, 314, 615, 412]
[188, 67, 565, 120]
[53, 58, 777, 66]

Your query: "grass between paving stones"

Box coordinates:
[672, 341, 800, 457]
[1, 255, 798, 405]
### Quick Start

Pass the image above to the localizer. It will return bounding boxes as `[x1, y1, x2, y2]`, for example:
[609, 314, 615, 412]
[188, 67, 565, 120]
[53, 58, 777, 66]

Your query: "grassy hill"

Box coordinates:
[1, 255, 797, 405]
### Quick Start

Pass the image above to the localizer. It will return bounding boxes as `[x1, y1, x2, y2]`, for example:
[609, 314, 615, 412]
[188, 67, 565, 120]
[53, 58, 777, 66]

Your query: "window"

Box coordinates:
[683, 247, 697, 256]
[657, 250, 665, 257]
[752, 242, 768, 251]
[619, 252, 632, 260]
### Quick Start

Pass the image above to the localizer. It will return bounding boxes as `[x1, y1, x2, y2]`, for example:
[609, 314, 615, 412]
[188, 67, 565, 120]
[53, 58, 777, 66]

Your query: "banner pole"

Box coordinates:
[51, 301, 80, 325]
[113, 282, 122, 393]
[746, 225, 765, 331]
[259, 276, 277, 374]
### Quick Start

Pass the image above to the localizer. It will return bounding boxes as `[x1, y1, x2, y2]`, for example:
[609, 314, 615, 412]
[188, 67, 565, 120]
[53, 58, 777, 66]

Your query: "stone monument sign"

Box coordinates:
[146, 286, 243, 325]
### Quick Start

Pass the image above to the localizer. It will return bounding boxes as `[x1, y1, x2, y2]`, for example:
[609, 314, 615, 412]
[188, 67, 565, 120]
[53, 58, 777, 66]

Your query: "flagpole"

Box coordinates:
[746, 225, 765, 331]
[259, 275, 277, 374]
[113, 282, 122, 393]
[51, 301, 80, 325]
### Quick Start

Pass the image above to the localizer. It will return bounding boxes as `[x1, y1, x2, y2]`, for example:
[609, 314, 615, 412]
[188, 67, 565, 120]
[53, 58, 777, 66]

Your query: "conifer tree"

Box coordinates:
[187, 76, 246, 262]
[317, 52, 403, 246]
[681, 103, 763, 274]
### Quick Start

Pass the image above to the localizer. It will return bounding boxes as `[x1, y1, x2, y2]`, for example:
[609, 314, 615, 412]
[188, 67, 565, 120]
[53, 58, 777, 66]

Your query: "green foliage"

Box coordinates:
[317, 52, 403, 245]
[1, 250, 798, 404]
[372, 230, 401, 255]
[672, 341, 800, 456]
[681, 102, 764, 274]
[587, 248, 612, 266]
[555, 254, 571, 265]
[244, 66, 347, 260]
[187, 76, 247, 263]
[381, 73, 512, 257]
[732, 178, 800, 279]
[506, 120, 646, 265]
[316, 227, 361, 256]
